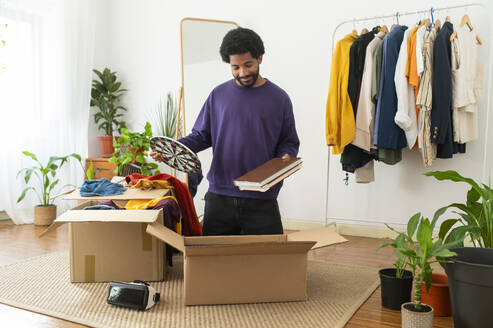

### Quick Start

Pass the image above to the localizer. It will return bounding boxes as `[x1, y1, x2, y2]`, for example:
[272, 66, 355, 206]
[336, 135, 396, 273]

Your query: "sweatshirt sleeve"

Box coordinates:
[275, 96, 300, 158]
[178, 93, 212, 153]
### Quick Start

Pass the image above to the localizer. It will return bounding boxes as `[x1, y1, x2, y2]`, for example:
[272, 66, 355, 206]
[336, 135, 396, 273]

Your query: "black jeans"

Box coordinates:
[202, 192, 284, 236]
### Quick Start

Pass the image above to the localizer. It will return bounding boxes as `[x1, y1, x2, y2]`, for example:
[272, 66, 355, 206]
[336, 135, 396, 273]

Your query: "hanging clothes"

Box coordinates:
[416, 26, 438, 167]
[371, 40, 384, 104]
[353, 31, 385, 152]
[415, 24, 428, 78]
[404, 24, 423, 148]
[451, 25, 483, 144]
[326, 32, 358, 154]
[348, 31, 376, 115]
[374, 25, 408, 150]
[431, 21, 465, 158]
[371, 37, 402, 165]
[347, 37, 361, 114]
[394, 28, 418, 149]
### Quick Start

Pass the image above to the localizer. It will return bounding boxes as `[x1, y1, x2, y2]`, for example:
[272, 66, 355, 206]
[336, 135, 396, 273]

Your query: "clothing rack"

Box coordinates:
[325, 3, 492, 228]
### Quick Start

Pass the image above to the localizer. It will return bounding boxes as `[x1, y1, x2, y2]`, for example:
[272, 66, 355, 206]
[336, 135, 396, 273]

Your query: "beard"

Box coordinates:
[235, 69, 259, 88]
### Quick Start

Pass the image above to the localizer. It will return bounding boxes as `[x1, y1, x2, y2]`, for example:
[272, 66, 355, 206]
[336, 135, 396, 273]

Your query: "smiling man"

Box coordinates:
[151, 27, 299, 236]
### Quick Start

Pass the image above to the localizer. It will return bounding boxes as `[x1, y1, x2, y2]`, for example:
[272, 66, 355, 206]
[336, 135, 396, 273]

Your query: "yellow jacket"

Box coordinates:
[326, 32, 358, 154]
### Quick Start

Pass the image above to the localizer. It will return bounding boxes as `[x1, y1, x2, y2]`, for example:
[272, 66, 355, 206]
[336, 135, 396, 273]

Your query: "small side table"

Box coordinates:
[85, 158, 117, 180]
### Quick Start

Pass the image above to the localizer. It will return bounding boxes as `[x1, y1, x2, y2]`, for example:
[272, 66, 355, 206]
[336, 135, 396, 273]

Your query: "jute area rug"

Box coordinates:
[0, 252, 379, 328]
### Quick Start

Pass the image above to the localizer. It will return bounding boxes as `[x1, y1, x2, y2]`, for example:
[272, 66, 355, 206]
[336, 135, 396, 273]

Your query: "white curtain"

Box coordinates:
[0, 0, 95, 224]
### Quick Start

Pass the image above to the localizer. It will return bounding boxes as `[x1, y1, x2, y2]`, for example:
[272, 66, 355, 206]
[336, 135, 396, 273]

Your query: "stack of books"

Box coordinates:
[233, 157, 302, 192]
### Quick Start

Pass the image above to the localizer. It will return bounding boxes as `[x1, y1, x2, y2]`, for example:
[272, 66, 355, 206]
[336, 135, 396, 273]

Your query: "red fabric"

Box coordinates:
[126, 173, 202, 236]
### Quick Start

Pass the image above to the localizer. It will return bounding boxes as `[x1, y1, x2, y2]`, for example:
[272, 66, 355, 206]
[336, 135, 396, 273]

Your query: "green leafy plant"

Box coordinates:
[68, 153, 100, 180]
[150, 92, 183, 138]
[16, 151, 80, 206]
[90, 68, 127, 136]
[378, 230, 410, 279]
[109, 122, 159, 176]
[425, 170, 493, 248]
[391, 209, 462, 310]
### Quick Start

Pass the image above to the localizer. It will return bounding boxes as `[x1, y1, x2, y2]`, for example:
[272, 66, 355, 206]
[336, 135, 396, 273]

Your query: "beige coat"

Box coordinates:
[451, 26, 483, 143]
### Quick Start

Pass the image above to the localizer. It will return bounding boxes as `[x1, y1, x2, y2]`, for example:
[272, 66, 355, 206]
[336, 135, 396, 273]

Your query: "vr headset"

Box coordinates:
[107, 280, 160, 310]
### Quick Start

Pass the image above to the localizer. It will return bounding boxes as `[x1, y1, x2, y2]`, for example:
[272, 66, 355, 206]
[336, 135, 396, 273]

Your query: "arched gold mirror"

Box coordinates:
[178, 17, 239, 215]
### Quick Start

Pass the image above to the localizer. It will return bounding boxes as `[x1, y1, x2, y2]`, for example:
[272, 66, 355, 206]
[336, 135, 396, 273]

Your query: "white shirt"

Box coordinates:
[394, 29, 418, 149]
[416, 25, 427, 77]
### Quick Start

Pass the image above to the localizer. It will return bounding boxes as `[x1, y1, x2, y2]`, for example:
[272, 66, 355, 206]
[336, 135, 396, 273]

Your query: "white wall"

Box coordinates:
[91, 0, 493, 227]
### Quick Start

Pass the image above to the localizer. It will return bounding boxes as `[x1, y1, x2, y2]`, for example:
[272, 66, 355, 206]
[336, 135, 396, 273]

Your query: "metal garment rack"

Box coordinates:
[324, 3, 492, 228]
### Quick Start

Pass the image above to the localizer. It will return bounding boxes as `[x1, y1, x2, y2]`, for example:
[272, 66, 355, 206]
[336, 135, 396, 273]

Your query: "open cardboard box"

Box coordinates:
[41, 187, 173, 283]
[146, 222, 348, 305]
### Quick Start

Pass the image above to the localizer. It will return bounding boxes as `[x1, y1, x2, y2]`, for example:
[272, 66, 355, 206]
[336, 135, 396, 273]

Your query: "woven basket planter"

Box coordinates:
[401, 302, 433, 328]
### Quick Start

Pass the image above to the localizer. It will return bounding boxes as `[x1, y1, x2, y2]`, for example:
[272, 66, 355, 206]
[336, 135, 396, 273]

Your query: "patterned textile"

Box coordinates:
[416, 27, 438, 167]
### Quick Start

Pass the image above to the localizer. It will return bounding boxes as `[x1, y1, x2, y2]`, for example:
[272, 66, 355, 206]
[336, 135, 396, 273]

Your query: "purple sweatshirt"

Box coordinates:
[179, 79, 299, 199]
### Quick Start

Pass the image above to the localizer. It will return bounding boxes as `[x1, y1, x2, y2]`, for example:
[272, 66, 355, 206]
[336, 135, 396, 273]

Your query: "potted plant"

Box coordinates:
[109, 122, 159, 176]
[16, 151, 79, 226]
[150, 92, 183, 139]
[90, 68, 127, 157]
[396, 209, 460, 328]
[149, 92, 183, 174]
[377, 228, 413, 310]
[425, 170, 493, 328]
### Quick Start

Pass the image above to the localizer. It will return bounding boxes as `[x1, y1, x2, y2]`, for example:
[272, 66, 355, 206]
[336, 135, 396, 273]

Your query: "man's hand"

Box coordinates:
[150, 151, 164, 162]
[281, 153, 291, 161]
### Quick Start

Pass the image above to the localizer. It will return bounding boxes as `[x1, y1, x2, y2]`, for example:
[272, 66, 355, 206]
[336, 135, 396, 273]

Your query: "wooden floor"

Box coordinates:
[0, 220, 453, 328]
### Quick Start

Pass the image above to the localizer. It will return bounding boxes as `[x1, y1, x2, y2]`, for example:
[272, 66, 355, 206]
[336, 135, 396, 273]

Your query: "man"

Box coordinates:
[151, 27, 299, 236]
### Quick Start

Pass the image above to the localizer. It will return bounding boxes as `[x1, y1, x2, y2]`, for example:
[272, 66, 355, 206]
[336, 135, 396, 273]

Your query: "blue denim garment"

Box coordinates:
[80, 178, 126, 197]
[374, 25, 408, 150]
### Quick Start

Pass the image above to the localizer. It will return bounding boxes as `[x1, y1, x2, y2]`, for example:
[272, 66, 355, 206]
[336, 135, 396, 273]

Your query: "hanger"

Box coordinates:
[445, 16, 451, 22]
[380, 25, 389, 34]
[360, 28, 369, 34]
[434, 18, 441, 32]
[423, 18, 431, 28]
[450, 30, 457, 42]
[460, 14, 473, 31]
[352, 29, 358, 34]
[460, 14, 482, 45]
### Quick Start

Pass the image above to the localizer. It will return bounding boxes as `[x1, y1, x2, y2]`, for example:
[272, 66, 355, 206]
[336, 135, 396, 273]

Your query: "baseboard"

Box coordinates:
[0, 211, 9, 221]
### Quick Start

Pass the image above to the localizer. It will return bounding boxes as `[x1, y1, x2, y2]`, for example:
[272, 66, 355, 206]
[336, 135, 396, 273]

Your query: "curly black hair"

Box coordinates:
[219, 27, 265, 63]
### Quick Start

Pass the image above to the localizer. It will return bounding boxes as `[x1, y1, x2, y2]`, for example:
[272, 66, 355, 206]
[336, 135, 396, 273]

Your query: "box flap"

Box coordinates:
[184, 234, 286, 246]
[54, 209, 161, 223]
[146, 222, 185, 253]
[38, 221, 66, 238]
[287, 226, 347, 249]
[38, 200, 94, 238]
[64, 188, 170, 200]
[185, 241, 315, 256]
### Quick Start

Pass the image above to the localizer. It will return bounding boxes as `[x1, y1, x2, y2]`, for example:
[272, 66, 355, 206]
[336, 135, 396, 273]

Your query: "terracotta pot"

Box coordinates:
[421, 273, 452, 316]
[34, 205, 57, 226]
[401, 302, 434, 328]
[98, 136, 116, 158]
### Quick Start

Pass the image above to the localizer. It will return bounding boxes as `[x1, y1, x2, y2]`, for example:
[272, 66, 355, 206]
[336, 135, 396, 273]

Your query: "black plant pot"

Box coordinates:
[379, 268, 413, 310]
[445, 247, 493, 328]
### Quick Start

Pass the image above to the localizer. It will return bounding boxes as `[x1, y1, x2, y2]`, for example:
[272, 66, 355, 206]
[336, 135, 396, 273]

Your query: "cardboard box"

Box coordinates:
[146, 223, 347, 305]
[41, 187, 173, 283]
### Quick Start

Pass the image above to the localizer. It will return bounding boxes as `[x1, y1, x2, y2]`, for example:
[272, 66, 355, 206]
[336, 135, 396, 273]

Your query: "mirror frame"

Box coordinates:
[177, 17, 239, 139]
